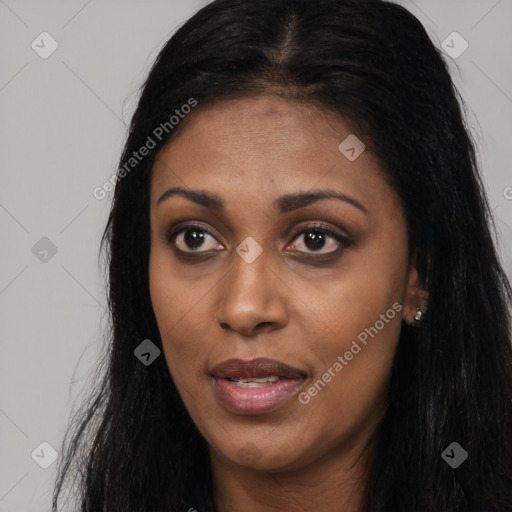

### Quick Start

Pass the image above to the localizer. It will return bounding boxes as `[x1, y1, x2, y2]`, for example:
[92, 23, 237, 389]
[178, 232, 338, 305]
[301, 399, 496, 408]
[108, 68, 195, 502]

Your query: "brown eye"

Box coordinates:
[287, 224, 351, 255]
[167, 225, 224, 253]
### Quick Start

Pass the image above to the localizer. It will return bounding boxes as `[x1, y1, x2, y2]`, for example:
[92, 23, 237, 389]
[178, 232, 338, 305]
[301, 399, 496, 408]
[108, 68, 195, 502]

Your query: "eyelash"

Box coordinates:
[165, 222, 352, 259]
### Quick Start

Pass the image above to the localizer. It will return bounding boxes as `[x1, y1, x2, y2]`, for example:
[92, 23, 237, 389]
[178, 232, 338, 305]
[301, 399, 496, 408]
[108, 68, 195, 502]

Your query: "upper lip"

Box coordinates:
[210, 357, 307, 380]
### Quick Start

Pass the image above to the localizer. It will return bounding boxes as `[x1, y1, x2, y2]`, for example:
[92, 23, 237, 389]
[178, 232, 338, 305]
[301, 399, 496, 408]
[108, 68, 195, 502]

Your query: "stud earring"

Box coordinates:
[414, 307, 423, 322]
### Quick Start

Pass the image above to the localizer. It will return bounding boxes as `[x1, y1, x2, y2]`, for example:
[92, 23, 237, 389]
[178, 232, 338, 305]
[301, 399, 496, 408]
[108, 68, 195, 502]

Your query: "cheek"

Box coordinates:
[293, 253, 405, 352]
[303, 279, 402, 402]
[297, 303, 402, 448]
[149, 250, 208, 375]
[292, 243, 405, 426]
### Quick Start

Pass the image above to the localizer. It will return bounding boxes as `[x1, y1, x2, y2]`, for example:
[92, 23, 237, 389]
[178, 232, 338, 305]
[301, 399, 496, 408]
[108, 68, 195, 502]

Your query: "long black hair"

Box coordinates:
[52, 0, 512, 510]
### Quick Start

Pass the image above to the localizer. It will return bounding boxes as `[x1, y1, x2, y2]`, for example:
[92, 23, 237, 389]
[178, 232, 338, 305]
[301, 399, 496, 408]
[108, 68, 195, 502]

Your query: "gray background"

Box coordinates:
[1, 0, 511, 510]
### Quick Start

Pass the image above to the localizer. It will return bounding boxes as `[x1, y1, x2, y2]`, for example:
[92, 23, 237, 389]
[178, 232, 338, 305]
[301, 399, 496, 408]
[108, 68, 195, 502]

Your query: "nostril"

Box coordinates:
[254, 321, 274, 332]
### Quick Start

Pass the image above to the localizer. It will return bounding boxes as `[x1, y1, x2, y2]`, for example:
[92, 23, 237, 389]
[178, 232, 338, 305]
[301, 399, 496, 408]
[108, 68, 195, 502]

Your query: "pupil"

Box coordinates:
[184, 229, 205, 249]
[305, 231, 325, 251]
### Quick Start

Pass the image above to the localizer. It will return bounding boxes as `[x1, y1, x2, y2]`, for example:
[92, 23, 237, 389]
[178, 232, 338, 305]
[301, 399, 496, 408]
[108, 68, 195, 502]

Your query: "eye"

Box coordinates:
[166, 224, 224, 253]
[286, 223, 350, 255]
[166, 222, 351, 258]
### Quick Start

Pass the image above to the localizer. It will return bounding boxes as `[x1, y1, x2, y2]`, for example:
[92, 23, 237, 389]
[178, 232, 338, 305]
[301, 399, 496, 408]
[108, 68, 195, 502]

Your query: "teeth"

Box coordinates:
[235, 376, 279, 383]
[229, 376, 280, 387]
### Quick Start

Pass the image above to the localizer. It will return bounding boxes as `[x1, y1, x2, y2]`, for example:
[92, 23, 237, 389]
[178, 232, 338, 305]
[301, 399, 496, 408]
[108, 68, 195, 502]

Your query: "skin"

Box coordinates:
[149, 94, 428, 512]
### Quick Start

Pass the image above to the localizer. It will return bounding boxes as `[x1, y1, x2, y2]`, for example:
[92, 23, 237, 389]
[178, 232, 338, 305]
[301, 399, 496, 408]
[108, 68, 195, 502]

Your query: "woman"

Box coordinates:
[52, 0, 512, 510]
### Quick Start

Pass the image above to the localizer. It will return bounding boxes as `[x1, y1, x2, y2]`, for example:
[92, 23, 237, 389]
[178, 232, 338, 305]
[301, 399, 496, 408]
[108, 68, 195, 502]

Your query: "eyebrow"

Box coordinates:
[156, 186, 368, 214]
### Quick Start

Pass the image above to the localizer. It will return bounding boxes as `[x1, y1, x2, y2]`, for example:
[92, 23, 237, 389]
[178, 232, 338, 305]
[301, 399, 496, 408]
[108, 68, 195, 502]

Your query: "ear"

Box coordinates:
[403, 254, 429, 327]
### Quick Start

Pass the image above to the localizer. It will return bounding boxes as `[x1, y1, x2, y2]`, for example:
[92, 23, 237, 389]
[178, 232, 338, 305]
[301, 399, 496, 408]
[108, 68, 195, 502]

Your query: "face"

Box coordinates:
[149, 94, 421, 473]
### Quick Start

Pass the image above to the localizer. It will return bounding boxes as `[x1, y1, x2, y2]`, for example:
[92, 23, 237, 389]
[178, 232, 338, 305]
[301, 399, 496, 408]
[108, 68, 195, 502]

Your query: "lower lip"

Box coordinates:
[212, 376, 305, 415]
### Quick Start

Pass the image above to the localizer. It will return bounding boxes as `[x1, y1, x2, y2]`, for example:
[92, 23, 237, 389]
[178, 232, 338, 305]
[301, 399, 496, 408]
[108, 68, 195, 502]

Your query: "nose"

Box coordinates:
[215, 248, 289, 337]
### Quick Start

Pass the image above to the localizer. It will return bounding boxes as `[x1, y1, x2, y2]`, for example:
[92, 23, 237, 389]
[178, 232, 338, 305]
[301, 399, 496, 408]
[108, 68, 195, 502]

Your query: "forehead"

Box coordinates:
[150, 94, 397, 214]
[153, 95, 354, 175]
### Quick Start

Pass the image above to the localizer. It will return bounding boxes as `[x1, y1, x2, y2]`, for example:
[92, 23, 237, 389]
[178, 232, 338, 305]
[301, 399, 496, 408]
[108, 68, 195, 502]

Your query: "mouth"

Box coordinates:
[209, 357, 308, 415]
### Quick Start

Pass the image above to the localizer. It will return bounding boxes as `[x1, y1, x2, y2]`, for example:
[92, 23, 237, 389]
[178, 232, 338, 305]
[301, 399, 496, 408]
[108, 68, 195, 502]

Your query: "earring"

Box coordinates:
[414, 307, 423, 322]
